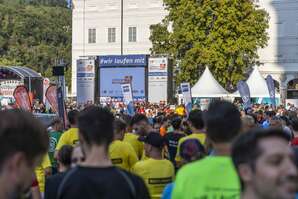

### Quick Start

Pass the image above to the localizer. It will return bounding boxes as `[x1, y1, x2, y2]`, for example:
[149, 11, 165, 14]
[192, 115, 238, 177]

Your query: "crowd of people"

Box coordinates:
[1, 100, 298, 199]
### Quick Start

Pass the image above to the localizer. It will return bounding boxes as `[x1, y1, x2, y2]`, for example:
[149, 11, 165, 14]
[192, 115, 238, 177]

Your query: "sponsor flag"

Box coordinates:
[266, 75, 276, 109]
[57, 87, 67, 128]
[237, 81, 251, 109]
[45, 85, 58, 113]
[13, 85, 32, 112]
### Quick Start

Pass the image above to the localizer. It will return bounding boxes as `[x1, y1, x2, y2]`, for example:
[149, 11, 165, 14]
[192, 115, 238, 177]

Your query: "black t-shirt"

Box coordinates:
[164, 131, 185, 163]
[45, 172, 68, 199]
[57, 166, 150, 199]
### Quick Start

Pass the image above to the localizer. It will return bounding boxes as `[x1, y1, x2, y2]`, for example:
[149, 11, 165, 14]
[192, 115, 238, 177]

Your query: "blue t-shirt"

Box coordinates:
[162, 183, 174, 199]
[262, 120, 270, 128]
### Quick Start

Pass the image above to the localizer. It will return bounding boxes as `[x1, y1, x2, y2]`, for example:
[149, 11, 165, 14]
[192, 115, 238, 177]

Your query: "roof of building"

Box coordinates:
[0, 66, 42, 79]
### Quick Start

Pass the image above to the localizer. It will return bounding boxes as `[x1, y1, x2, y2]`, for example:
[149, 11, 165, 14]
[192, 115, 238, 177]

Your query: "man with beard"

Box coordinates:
[232, 128, 297, 199]
[0, 109, 49, 199]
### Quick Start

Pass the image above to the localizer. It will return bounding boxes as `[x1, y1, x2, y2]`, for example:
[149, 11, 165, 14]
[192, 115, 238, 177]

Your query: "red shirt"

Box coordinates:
[291, 137, 298, 146]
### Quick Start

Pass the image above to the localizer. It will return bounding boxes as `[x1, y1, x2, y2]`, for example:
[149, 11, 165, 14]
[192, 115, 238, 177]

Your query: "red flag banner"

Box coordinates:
[13, 85, 32, 112]
[45, 85, 58, 113]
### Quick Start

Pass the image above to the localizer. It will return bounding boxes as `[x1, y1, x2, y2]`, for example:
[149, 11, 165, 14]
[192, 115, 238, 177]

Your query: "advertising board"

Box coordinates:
[100, 67, 145, 101]
[148, 57, 168, 103]
[77, 59, 95, 105]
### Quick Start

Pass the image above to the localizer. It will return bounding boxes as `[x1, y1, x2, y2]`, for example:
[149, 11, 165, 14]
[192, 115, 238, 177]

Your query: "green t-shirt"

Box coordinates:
[172, 156, 240, 199]
[48, 131, 62, 167]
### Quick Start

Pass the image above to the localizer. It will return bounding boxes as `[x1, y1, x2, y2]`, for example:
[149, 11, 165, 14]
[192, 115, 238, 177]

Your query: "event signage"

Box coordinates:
[121, 83, 135, 116]
[148, 57, 168, 103]
[99, 55, 147, 102]
[237, 80, 252, 109]
[13, 85, 32, 112]
[180, 83, 192, 104]
[43, 78, 50, 103]
[121, 83, 133, 105]
[45, 85, 58, 113]
[0, 80, 22, 97]
[57, 86, 67, 128]
[266, 75, 276, 109]
[77, 59, 95, 106]
[99, 55, 147, 67]
[180, 83, 192, 115]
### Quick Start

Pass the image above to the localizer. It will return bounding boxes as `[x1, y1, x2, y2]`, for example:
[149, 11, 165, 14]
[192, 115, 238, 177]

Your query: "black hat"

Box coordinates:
[138, 132, 164, 148]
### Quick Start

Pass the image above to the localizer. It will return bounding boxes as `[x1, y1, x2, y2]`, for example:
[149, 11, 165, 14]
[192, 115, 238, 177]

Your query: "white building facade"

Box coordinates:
[71, 0, 167, 96]
[72, 0, 298, 103]
[257, 0, 298, 103]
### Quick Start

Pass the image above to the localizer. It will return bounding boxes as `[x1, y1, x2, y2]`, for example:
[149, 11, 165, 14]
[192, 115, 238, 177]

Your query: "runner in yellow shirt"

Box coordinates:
[109, 119, 138, 171]
[56, 110, 80, 151]
[123, 133, 144, 160]
[175, 105, 185, 117]
[132, 132, 175, 199]
[122, 114, 144, 159]
[35, 154, 52, 193]
[176, 110, 206, 167]
[129, 114, 154, 160]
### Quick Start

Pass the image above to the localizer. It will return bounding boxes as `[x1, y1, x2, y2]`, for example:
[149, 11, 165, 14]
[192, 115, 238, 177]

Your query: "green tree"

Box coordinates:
[0, 2, 71, 87]
[150, 0, 269, 89]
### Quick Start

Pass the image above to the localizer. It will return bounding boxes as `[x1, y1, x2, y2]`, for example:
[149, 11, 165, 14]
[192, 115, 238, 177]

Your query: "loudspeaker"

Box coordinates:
[52, 66, 64, 76]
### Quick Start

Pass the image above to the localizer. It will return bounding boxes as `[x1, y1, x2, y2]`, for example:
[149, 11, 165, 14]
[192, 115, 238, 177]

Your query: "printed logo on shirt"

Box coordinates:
[73, 140, 79, 145]
[148, 177, 172, 185]
[49, 137, 58, 152]
[111, 158, 123, 164]
[193, 193, 239, 199]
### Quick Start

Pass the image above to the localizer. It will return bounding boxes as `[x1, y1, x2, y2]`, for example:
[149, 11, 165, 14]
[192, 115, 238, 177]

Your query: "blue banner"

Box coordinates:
[266, 75, 276, 109]
[185, 102, 192, 117]
[100, 67, 145, 100]
[98, 55, 148, 67]
[237, 81, 251, 109]
[57, 87, 66, 128]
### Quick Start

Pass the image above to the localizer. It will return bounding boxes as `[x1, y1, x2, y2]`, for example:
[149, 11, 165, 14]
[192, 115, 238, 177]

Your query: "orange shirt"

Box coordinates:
[160, 127, 167, 137]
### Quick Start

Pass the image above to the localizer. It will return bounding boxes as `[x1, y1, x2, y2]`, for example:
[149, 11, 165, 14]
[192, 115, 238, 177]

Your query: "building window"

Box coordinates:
[108, 28, 116, 43]
[128, 27, 137, 42]
[88, 28, 96, 43]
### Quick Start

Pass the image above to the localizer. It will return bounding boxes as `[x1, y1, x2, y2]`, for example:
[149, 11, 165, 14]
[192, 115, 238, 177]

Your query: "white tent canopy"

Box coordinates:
[232, 66, 276, 98]
[191, 67, 229, 98]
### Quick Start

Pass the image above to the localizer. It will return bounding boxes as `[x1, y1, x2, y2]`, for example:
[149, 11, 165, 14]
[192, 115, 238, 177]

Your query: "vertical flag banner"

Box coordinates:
[121, 83, 135, 116]
[45, 85, 58, 113]
[237, 81, 252, 109]
[77, 59, 95, 106]
[57, 87, 67, 128]
[43, 78, 50, 104]
[180, 83, 192, 115]
[266, 75, 276, 109]
[13, 85, 32, 112]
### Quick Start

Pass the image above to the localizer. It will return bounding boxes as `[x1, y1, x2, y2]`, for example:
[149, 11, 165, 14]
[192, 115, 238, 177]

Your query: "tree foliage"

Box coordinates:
[0, 1, 71, 86]
[150, 0, 269, 89]
[0, 0, 68, 7]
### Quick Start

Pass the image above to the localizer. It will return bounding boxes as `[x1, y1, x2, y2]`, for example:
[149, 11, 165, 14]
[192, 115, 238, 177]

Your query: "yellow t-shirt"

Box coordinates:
[123, 133, 144, 160]
[109, 140, 138, 171]
[175, 107, 185, 116]
[175, 133, 206, 162]
[132, 158, 175, 199]
[56, 128, 79, 150]
[35, 155, 51, 193]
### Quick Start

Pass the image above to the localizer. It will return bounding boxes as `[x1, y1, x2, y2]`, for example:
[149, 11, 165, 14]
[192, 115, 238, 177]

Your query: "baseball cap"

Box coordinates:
[138, 132, 164, 148]
[180, 139, 205, 162]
